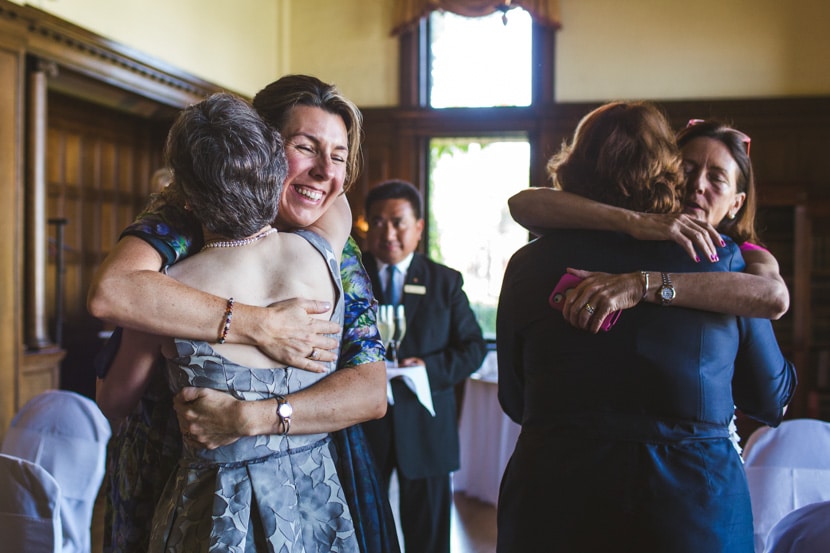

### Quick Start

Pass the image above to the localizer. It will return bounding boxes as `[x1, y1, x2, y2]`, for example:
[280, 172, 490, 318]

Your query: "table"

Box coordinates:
[453, 351, 521, 506]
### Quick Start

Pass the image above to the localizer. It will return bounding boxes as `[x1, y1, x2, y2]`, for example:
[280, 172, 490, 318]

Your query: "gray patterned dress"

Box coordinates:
[147, 230, 359, 553]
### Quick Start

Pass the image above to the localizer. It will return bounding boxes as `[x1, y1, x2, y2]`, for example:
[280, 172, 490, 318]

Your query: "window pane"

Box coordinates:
[430, 8, 532, 108]
[428, 138, 530, 339]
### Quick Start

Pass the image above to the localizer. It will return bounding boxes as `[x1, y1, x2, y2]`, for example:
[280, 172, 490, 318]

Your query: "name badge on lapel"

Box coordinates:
[404, 284, 426, 295]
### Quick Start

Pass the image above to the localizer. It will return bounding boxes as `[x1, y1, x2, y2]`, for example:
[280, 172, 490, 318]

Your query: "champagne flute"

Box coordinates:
[378, 305, 400, 366]
[377, 304, 395, 348]
[393, 304, 407, 344]
[388, 304, 406, 367]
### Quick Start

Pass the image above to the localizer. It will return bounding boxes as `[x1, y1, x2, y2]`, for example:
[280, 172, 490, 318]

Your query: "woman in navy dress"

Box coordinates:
[497, 101, 795, 553]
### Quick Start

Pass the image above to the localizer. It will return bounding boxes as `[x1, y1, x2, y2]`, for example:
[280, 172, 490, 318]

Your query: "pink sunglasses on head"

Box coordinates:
[686, 119, 751, 156]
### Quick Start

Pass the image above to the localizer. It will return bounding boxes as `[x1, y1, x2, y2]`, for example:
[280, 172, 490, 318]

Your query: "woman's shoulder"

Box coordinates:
[739, 241, 770, 253]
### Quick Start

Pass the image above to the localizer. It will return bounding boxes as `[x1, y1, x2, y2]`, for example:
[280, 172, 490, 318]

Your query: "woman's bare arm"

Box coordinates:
[509, 187, 789, 329]
[307, 195, 352, 262]
[87, 236, 340, 369]
[508, 187, 722, 262]
[562, 263, 790, 334]
[174, 360, 388, 449]
[740, 247, 790, 315]
[95, 327, 162, 420]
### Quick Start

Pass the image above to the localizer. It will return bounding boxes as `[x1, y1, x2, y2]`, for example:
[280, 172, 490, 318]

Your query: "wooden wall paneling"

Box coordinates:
[793, 204, 813, 417]
[0, 44, 24, 433]
[806, 203, 830, 418]
[0, 0, 226, 422]
[45, 93, 171, 397]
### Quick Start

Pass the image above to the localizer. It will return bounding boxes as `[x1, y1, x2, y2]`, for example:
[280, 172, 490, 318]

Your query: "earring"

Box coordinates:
[727, 212, 736, 220]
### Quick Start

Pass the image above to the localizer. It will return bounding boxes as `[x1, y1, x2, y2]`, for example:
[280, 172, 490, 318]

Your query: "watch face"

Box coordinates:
[278, 402, 293, 418]
[660, 286, 676, 301]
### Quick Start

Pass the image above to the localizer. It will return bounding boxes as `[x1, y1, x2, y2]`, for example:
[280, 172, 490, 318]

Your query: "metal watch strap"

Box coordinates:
[659, 272, 676, 306]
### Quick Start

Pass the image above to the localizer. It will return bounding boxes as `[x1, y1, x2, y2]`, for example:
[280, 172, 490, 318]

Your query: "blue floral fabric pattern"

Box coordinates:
[148, 229, 358, 552]
[102, 194, 397, 553]
[150, 342, 358, 553]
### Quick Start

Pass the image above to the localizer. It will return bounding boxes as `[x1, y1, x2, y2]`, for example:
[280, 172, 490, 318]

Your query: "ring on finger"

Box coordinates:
[583, 303, 595, 315]
[307, 348, 319, 360]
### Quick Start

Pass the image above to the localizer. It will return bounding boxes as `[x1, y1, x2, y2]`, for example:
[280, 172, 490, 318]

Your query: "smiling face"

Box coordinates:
[365, 198, 424, 266]
[274, 105, 348, 229]
[681, 136, 746, 227]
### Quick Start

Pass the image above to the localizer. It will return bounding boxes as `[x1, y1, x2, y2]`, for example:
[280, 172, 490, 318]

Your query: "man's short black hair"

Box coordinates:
[365, 179, 423, 219]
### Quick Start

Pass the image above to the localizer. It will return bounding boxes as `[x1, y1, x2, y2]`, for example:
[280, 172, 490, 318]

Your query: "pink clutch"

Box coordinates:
[548, 273, 621, 332]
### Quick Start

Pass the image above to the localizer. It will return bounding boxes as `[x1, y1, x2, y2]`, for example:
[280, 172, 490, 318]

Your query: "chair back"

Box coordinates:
[743, 419, 830, 553]
[1, 390, 111, 553]
[763, 499, 830, 553]
[0, 453, 62, 553]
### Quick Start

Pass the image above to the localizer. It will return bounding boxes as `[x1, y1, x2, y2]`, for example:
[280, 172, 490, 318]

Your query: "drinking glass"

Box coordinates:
[378, 304, 398, 366]
[379, 304, 406, 367]
[377, 304, 395, 347]
[389, 305, 406, 367]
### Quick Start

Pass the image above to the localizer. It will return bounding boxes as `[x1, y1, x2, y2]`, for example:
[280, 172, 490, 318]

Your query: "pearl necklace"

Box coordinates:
[202, 227, 277, 250]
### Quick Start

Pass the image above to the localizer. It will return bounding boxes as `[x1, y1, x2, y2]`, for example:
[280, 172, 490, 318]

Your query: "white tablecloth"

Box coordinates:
[386, 363, 435, 416]
[453, 352, 521, 506]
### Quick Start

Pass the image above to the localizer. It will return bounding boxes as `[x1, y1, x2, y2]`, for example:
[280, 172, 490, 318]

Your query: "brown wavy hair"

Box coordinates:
[547, 101, 684, 214]
[676, 119, 758, 245]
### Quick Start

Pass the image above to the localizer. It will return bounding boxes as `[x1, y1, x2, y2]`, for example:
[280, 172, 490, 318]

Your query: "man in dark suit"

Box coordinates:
[360, 180, 487, 553]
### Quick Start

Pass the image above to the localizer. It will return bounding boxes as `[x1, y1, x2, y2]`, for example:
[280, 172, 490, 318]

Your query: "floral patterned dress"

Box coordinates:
[147, 229, 358, 553]
[100, 189, 396, 553]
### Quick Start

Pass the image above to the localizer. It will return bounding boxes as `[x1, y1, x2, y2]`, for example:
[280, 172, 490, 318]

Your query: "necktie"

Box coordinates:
[386, 265, 401, 306]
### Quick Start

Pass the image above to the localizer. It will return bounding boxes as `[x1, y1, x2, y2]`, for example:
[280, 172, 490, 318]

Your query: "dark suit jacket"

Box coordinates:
[361, 252, 487, 479]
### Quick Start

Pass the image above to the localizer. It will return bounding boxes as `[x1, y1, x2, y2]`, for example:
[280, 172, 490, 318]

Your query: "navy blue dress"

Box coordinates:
[496, 230, 796, 553]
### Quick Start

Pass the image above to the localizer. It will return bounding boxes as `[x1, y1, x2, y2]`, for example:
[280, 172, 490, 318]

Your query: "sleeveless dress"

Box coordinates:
[147, 229, 360, 553]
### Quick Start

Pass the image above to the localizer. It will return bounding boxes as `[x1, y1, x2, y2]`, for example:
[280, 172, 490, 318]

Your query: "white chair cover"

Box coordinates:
[742, 419, 830, 553]
[1, 390, 111, 553]
[0, 453, 62, 553]
[763, 499, 830, 553]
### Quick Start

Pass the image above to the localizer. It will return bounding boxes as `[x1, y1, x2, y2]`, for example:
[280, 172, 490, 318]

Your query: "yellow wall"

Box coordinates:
[281, 0, 398, 107]
[556, 0, 830, 101]
[12, 0, 830, 105]
[15, 0, 281, 98]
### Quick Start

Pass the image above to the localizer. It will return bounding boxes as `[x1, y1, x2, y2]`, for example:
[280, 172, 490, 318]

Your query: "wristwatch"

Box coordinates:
[658, 272, 676, 306]
[276, 395, 293, 435]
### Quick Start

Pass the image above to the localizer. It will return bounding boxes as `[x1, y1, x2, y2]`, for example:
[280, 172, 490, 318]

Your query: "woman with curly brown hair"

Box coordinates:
[496, 101, 795, 552]
[508, 117, 789, 333]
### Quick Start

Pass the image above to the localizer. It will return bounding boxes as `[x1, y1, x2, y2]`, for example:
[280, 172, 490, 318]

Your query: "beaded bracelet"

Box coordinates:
[218, 297, 234, 344]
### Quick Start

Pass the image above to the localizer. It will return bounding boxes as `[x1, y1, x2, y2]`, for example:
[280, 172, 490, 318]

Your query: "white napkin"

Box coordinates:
[471, 350, 499, 383]
[386, 363, 435, 416]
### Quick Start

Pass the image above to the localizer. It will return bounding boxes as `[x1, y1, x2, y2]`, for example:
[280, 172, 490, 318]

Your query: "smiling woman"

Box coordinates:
[275, 105, 349, 229]
[87, 74, 399, 553]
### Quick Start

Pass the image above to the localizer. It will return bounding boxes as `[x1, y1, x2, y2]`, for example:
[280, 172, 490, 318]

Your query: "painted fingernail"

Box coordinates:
[720, 240, 726, 247]
[711, 254, 719, 262]
[695, 256, 701, 263]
